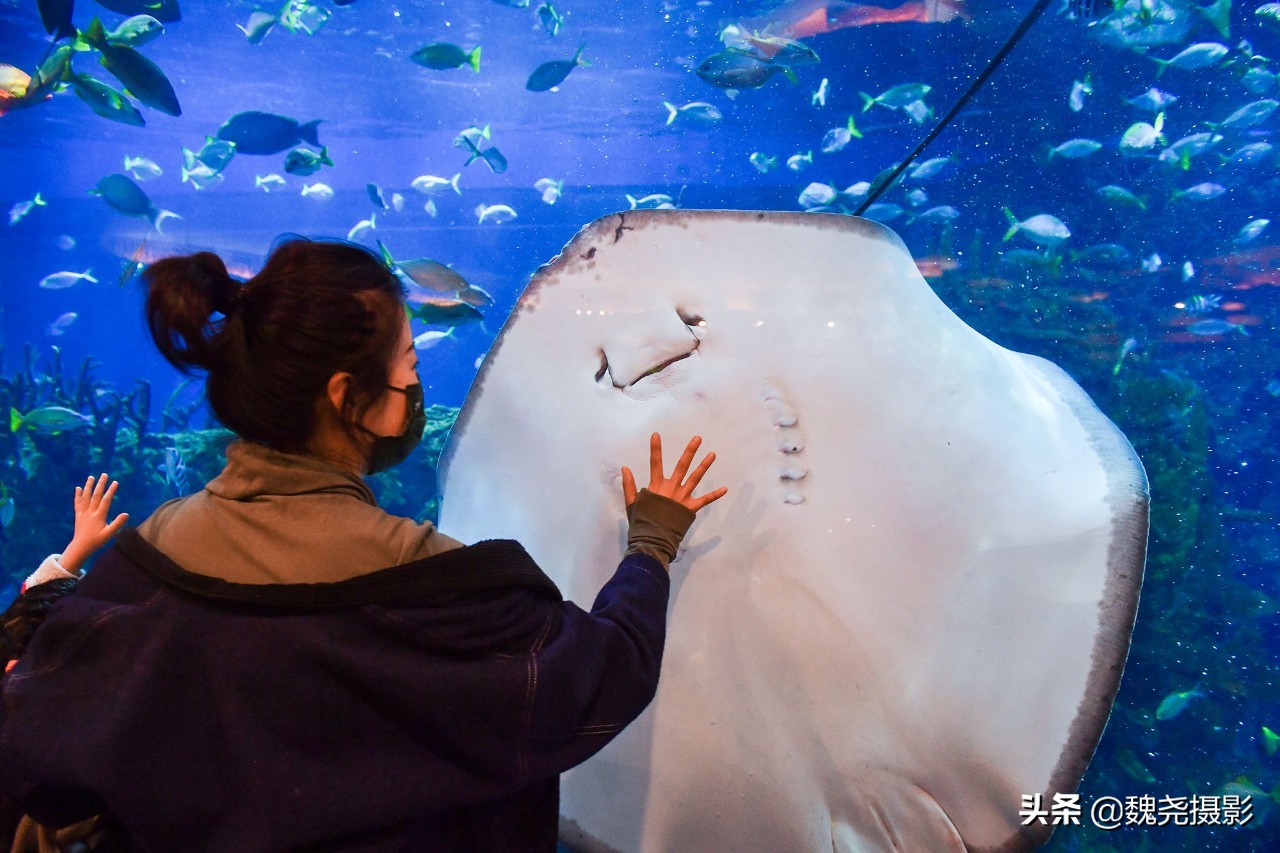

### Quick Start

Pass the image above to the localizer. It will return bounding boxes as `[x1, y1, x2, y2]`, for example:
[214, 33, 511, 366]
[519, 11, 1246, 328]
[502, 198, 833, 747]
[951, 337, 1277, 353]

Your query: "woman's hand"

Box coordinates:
[59, 474, 129, 575]
[621, 433, 727, 514]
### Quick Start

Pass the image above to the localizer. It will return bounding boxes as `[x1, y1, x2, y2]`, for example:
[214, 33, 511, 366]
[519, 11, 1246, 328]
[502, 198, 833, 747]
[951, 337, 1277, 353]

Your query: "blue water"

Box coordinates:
[2, 0, 1279, 848]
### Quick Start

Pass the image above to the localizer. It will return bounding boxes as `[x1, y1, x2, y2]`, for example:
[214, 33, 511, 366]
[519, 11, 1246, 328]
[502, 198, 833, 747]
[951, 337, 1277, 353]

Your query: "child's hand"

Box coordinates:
[59, 474, 129, 575]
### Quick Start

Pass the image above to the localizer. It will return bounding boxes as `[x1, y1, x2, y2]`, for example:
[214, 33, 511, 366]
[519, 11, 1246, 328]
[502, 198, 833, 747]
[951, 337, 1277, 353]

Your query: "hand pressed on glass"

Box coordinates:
[620, 432, 727, 514]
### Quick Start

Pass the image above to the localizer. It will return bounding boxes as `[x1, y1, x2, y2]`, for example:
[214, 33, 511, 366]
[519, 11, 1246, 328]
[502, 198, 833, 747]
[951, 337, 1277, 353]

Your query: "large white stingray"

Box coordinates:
[439, 211, 1148, 852]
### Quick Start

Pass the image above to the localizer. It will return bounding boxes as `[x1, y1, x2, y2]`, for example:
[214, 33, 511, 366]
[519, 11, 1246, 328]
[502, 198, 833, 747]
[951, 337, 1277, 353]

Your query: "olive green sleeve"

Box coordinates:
[625, 489, 696, 571]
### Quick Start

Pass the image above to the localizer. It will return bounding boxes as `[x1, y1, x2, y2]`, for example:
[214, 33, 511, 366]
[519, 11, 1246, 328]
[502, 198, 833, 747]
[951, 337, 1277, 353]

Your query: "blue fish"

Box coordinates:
[526, 44, 589, 91]
[217, 111, 323, 156]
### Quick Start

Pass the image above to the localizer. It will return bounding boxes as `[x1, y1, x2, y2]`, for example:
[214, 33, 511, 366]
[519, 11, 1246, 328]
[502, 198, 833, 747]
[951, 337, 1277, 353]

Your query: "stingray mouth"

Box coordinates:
[595, 309, 706, 389]
[595, 344, 700, 388]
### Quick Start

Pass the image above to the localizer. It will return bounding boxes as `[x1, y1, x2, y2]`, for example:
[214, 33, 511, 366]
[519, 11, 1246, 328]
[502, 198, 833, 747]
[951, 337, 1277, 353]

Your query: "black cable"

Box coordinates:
[853, 0, 1057, 216]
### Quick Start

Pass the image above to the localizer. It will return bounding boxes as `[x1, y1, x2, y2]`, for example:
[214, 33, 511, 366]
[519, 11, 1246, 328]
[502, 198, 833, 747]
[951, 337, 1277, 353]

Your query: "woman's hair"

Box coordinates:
[143, 239, 406, 451]
[0, 578, 78, 672]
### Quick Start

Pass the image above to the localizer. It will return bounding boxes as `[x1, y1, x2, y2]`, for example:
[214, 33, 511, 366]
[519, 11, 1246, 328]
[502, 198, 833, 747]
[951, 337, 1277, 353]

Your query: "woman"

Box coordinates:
[0, 239, 726, 850]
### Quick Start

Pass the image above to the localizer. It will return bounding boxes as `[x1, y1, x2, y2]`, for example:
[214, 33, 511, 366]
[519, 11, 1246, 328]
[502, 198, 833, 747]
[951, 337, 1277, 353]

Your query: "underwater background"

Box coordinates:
[0, 0, 1277, 848]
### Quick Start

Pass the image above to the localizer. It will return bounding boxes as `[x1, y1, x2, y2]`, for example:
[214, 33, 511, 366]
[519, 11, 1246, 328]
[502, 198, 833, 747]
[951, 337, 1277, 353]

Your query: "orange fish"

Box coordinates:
[0, 64, 31, 117]
[742, 0, 969, 40]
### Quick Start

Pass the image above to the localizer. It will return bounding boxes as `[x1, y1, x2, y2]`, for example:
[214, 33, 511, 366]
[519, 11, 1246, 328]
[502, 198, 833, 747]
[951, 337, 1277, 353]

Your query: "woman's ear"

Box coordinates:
[326, 372, 352, 417]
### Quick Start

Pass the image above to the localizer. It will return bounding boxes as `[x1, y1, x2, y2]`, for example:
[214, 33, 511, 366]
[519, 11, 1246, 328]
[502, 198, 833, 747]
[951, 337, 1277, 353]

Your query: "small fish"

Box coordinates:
[1068, 74, 1091, 112]
[696, 48, 796, 90]
[820, 116, 861, 154]
[407, 297, 484, 326]
[255, 173, 286, 192]
[1142, 252, 1163, 273]
[1181, 261, 1195, 282]
[157, 446, 189, 496]
[860, 83, 931, 112]
[1268, 379, 1280, 397]
[536, 3, 564, 37]
[905, 188, 928, 207]
[119, 236, 148, 286]
[9, 405, 93, 435]
[300, 181, 334, 201]
[526, 43, 589, 91]
[863, 202, 904, 223]
[749, 152, 778, 173]
[1156, 684, 1204, 720]
[390, 193, 405, 212]
[1112, 337, 1138, 376]
[455, 124, 491, 147]
[56, 234, 76, 250]
[367, 183, 388, 210]
[1095, 184, 1146, 210]
[1187, 319, 1248, 336]
[411, 43, 482, 73]
[1119, 111, 1164, 155]
[1126, 87, 1178, 112]
[185, 136, 237, 172]
[812, 77, 829, 107]
[414, 328, 455, 350]
[1224, 142, 1275, 169]
[626, 193, 675, 210]
[411, 173, 462, 195]
[797, 182, 837, 210]
[237, 11, 277, 45]
[1265, 726, 1280, 757]
[39, 268, 97, 289]
[906, 156, 951, 182]
[277, 0, 331, 35]
[663, 100, 722, 127]
[47, 311, 78, 337]
[1235, 219, 1270, 245]
[475, 203, 517, 224]
[8, 192, 45, 225]
[1182, 294, 1221, 314]
[1003, 209, 1070, 246]
[786, 151, 813, 171]
[910, 205, 959, 224]
[1049, 138, 1102, 160]
[283, 146, 334, 176]
[1152, 42, 1228, 77]
[423, 199, 438, 217]
[377, 241, 476, 298]
[103, 14, 165, 47]
[1072, 243, 1131, 268]
[347, 214, 376, 242]
[1158, 132, 1223, 169]
[1210, 99, 1279, 131]
[534, 177, 562, 205]
[180, 161, 224, 190]
[1171, 182, 1226, 202]
[124, 155, 162, 180]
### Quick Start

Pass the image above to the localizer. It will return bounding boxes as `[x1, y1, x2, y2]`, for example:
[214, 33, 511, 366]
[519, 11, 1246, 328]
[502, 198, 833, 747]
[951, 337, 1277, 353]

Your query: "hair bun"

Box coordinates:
[189, 251, 240, 315]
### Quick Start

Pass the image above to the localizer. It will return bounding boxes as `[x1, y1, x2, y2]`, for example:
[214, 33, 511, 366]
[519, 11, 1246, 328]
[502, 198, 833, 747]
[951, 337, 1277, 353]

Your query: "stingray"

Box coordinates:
[439, 210, 1148, 852]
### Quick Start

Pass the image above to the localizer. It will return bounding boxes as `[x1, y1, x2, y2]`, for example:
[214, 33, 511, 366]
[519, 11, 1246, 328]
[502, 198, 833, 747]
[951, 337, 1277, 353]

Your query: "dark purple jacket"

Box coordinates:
[0, 529, 670, 851]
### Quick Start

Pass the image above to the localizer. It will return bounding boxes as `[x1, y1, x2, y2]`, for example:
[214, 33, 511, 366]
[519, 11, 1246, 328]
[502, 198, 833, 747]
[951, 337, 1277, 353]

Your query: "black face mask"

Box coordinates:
[359, 377, 425, 474]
